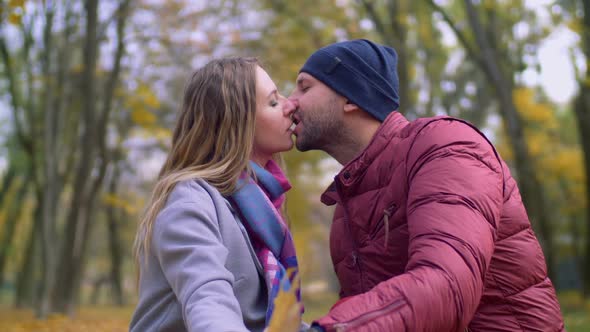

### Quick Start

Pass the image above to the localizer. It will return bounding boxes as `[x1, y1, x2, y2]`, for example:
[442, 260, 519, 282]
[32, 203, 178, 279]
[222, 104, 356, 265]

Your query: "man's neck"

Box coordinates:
[325, 120, 381, 165]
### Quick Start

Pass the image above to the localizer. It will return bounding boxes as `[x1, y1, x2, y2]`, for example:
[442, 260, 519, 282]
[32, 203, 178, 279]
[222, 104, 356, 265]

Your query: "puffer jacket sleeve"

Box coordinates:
[152, 183, 250, 332]
[315, 119, 504, 331]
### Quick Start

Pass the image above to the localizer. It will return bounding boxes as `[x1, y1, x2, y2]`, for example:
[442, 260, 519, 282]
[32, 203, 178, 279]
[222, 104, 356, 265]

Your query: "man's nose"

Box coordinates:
[287, 88, 299, 103]
[284, 97, 297, 116]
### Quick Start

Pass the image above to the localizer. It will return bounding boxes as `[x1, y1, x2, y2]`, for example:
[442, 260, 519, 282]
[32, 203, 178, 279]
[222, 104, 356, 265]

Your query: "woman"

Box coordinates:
[129, 57, 301, 332]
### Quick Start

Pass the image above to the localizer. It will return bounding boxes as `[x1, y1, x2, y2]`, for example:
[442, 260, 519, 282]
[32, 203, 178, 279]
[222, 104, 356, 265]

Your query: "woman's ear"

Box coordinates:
[343, 101, 360, 113]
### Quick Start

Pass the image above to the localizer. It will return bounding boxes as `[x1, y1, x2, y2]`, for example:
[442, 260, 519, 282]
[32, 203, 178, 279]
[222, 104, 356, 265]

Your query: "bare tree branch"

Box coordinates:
[425, 0, 486, 70]
[93, 0, 131, 196]
[359, 0, 391, 41]
[0, 36, 28, 148]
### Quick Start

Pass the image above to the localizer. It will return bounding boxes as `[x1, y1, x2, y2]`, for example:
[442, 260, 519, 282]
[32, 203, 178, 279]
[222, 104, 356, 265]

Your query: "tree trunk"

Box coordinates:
[462, 0, 555, 280]
[573, 0, 590, 299]
[0, 174, 30, 287]
[56, 0, 77, 190]
[15, 191, 43, 308]
[14, 225, 38, 308]
[424, 0, 556, 278]
[426, 0, 556, 278]
[90, 275, 109, 305]
[107, 167, 125, 306]
[52, 0, 99, 313]
[52, 0, 130, 312]
[68, 163, 108, 313]
[0, 166, 17, 208]
[387, 0, 412, 117]
[575, 91, 590, 297]
[560, 177, 583, 284]
[38, 2, 60, 319]
[359, 0, 413, 116]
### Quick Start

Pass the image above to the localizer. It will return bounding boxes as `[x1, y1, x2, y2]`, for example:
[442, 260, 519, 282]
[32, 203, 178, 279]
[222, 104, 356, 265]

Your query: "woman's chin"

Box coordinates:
[276, 139, 295, 153]
[279, 143, 294, 153]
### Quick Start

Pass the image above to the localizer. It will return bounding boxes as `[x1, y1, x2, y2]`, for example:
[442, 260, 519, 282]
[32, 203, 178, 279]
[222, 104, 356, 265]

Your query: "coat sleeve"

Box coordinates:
[315, 119, 504, 332]
[152, 184, 250, 332]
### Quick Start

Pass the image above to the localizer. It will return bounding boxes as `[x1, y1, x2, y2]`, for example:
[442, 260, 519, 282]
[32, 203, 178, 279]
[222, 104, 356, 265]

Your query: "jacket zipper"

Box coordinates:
[383, 209, 390, 248]
[382, 204, 396, 248]
[331, 299, 405, 331]
[368, 204, 396, 248]
[335, 180, 365, 291]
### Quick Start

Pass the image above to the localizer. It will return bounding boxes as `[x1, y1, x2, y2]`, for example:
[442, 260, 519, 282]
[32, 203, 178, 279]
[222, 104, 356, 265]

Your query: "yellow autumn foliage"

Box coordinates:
[0, 307, 132, 332]
[482, 0, 495, 10]
[525, 131, 552, 157]
[502, 87, 587, 216]
[5, 0, 25, 25]
[138, 87, 160, 109]
[8, 0, 25, 7]
[513, 88, 556, 129]
[495, 134, 514, 162]
[152, 127, 173, 141]
[102, 193, 140, 215]
[125, 83, 161, 129]
[8, 12, 22, 25]
[130, 109, 157, 127]
[542, 149, 584, 181]
[568, 18, 583, 34]
[511, 88, 561, 159]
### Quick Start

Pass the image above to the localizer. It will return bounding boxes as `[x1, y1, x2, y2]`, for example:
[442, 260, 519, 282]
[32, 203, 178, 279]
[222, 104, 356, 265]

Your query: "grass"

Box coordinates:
[0, 292, 587, 331]
[302, 291, 590, 331]
[566, 311, 590, 332]
[560, 291, 590, 331]
[0, 306, 134, 332]
[302, 291, 339, 323]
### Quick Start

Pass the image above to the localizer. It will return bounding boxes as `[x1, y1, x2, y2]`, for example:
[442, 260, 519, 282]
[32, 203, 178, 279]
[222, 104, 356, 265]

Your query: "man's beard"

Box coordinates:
[295, 101, 341, 152]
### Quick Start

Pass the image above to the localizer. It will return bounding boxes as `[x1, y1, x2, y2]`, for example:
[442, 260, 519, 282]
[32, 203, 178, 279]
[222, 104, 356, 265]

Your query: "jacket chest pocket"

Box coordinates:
[368, 203, 398, 247]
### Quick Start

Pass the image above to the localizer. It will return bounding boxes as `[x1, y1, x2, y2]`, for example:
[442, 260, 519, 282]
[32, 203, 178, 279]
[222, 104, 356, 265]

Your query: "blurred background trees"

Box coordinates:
[0, 0, 588, 328]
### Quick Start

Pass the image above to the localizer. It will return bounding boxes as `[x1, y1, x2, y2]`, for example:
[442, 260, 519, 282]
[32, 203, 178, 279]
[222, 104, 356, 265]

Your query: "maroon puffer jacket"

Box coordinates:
[315, 113, 564, 331]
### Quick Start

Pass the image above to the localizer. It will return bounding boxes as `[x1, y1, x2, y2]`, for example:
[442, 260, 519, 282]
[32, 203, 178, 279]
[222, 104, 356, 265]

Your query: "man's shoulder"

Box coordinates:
[408, 116, 489, 144]
[405, 116, 502, 172]
[410, 115, 467, 130]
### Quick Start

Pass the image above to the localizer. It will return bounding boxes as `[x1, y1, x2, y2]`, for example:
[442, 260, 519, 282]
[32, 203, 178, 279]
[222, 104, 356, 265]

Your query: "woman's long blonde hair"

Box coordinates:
[134, 57, 260, 269]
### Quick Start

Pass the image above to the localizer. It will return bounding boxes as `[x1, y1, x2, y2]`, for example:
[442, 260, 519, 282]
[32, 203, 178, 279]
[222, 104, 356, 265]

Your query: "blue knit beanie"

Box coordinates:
[300, 39, 399, 122]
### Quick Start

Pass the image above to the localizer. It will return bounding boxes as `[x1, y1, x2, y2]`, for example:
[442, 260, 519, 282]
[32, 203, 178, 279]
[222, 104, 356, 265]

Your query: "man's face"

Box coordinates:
[288, 72, 346, 152]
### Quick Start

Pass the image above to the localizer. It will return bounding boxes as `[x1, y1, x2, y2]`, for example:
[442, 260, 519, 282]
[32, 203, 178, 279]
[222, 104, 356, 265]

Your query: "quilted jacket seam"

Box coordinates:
[488, 264, 526, 331]
[494, 225, 529, 242]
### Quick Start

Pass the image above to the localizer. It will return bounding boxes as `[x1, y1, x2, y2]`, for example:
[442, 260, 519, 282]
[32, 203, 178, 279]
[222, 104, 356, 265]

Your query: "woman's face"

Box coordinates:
[252, 66, 296, 164]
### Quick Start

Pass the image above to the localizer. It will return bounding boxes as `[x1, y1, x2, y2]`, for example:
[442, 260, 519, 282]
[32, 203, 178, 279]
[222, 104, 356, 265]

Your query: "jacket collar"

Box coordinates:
[321, 112, 409, 205]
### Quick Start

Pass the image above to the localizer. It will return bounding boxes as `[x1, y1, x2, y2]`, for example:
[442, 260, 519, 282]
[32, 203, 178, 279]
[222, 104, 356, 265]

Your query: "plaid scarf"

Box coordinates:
[229, 160, 301, 324]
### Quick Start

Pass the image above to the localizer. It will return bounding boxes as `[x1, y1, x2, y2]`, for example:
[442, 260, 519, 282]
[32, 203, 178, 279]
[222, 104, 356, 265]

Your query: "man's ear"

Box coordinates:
[343, 101, 359, 113]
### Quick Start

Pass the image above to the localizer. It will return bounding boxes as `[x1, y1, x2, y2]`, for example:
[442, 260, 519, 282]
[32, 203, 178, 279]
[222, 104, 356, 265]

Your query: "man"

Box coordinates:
[288, 39, 564, 331]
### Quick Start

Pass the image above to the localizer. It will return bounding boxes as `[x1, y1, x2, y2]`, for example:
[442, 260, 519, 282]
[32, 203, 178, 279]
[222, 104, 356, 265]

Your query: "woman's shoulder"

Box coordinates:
[153, 179, 230, 236]
[151, 180, 213, 224]
[167, 178, 221, 205]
